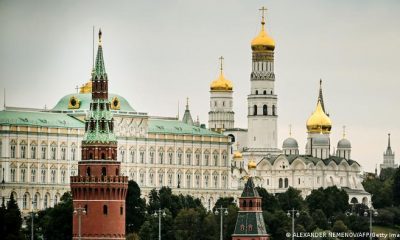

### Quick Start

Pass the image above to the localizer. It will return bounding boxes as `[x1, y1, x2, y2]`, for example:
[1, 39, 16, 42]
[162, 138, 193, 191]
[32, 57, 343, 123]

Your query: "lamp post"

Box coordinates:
[73, 206, 87, 240]
[287, 209, 300, 240]
[214, 206, 228, 240]
[154, 208, 166, 240]
[364, 207, 378, 240]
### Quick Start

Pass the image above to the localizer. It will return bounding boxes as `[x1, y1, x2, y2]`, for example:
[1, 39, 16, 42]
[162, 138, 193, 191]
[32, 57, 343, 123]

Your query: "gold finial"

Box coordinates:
[219, 56, 224, 75]
[289, 124, 292, 136]
[343, 125, 346, 138]
[259, 6, 267, 26]
[98, 29, 102, 45]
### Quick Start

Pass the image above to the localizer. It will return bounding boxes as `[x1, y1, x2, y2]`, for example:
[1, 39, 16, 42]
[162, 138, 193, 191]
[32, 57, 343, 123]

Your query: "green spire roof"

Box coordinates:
[241, 177, 260, 198]
[182, 98, 194, 125]
[92, 29, 107, 80]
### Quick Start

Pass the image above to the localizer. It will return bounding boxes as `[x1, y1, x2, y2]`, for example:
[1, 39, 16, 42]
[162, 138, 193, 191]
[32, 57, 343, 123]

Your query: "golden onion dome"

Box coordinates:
[79, 80, 92, 93]
[248, 159, 257, 170]
[233, 151, 243, 161]
[306, 101, 332, 134]
[210, 56, 233, 91]
[210, 73, 233, 91]
[251, 15, 275, 51]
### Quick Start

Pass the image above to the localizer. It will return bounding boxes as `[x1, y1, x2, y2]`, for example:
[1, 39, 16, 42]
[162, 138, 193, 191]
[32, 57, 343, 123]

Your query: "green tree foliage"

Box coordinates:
[311, 209, 328, 230]
[331, 220, 349, 233]
[276, 187, 305, 211]
[28, 192, 73, 240]
[0, 198, 6, 236]
[174, 208, 206, 240]
[256, 187, 279, 212]
[363, 176, 393, 208]
[392, 168, 400, 206]
[4, 193, 23, 240]
[126, 180, 146, 234]
[306, 186, 349, 218]
[264, 210, 291, 239]
[380, 168, 397, 181]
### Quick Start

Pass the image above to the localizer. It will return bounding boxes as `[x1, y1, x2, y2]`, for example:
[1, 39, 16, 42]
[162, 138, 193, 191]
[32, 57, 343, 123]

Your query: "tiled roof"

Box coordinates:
[148, 119, 223, 136]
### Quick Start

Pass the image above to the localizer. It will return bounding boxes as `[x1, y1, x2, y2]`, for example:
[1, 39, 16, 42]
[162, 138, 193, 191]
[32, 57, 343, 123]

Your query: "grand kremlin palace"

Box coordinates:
[0, 9, 370, 215]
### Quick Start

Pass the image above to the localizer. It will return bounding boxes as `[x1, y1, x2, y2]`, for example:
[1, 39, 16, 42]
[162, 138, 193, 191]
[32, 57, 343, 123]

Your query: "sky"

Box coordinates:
[0, 0, 399, 172]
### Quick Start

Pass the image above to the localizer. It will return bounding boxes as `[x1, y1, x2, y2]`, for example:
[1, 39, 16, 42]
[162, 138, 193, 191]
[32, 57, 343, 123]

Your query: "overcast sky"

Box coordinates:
[1, 0, 399, 172]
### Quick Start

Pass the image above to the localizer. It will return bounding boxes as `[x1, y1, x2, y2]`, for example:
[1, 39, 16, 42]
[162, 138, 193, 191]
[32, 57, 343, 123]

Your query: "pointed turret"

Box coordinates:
[318, 79, 326, 112]
[386, 133, 393, 155]
[232, 177, 269, 240]
[182, 97, 194, 125]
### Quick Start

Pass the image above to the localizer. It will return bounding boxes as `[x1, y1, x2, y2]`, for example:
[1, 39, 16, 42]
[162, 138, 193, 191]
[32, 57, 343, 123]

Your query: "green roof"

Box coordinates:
[0, 110, 84, 128]
[241, 177, 260, 198]
[148, 119, 223, 136]
[51, 93, 136, 112]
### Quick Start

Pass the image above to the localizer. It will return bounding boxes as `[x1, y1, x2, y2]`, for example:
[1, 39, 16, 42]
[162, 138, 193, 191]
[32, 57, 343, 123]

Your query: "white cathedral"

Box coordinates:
[0, 8, 371, 214]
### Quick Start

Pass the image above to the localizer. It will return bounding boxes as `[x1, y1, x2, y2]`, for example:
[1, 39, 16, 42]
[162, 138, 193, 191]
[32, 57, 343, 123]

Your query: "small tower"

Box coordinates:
[232, 177, 269, 240]
[336, 126, 351, 159]
[70, 30, 128, 240]
[209, 56, 234, 131]
[380, 133, 397, 171]
[247, 7, 279, 152]
[305, 80, 332, 159]
[182, 97, 194, 125]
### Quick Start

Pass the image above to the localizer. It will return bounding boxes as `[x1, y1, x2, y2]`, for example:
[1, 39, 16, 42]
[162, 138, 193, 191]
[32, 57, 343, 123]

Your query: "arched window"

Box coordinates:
[116, 168, 119, 176]
[102, 167, 107, 176]
[263, 90, 267, 95]
[249, 200, 253, 207]
[255, 90, 258, 95]
[86, 167, 91, 177]
[101, 152, 106, 160]
[284, 178, 289, 188]
[243, 200, 247, 208]
[263, 105, 268, 115]
[89, 153, 93, 160]
[279, 178, 283, 188]
[253, 105, 257, 115]
[272, 105, 276, 116]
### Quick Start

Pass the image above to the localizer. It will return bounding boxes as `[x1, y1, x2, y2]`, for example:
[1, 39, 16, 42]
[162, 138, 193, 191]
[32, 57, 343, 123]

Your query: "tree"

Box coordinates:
[311, 209, 329, 230]
[0, 198, 6, 236]
[306, 187, 349, 218]
[4, 193, 23, 240]
[126, 181, 146, 234]
[174, 208, 203, 240]
[331, 220, 349, 233]
[392, 168, 400, 206]
[256, 187, 279, 212]
[380, 168, 396, 181]
[264, 210, 291, 239]
[297, 211, 315, 232]
[277, 187, 305, 211]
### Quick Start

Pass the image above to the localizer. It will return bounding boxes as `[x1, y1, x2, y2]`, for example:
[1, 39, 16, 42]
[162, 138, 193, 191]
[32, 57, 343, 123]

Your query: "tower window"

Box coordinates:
[279, 178, 283, 188]
[253, 105, 257, 115]
[103, 205, 108, 215]
[263, 105, 268, 116]
[116, 168, 119, 176]
[120, 206, 123, 215]
[255, 90, 258, 95]
[272, 105, 276, 116]
[86, 167, 91, 177]
[263, 90, 267, 95]
[102, 167, 107, 176]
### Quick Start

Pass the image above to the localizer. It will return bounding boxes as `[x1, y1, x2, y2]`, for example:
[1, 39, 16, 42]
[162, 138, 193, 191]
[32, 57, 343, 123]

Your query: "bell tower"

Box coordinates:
[247, 7, 279, 153]
[70, 30, 128, 240]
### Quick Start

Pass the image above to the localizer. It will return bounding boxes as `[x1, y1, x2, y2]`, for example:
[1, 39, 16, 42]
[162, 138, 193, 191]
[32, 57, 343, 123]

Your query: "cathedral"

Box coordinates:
[0, 7, 371, 216]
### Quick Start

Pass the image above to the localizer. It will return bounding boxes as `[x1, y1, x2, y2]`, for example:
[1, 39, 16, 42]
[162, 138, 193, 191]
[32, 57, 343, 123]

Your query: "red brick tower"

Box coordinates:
[70, 30, 128, 240]
[232, 177, 269, 240]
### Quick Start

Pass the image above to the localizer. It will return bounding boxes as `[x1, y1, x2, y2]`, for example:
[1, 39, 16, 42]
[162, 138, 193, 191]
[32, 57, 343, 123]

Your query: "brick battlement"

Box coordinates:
[70, 175, 128, 184]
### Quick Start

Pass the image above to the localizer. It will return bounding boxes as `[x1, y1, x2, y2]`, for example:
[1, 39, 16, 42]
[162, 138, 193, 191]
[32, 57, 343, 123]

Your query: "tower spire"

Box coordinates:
[318, 79, 326, 112]
[93, 29, 107, 81]
[388, 133, 391, 149]
[289, 124, 292, 136]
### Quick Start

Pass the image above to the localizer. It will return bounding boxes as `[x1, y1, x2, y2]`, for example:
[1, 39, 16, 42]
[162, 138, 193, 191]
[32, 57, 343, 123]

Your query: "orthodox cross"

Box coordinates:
[75, 85, 79, 93]
[259, 6, 267, 22]
[219, 56, 224, 74]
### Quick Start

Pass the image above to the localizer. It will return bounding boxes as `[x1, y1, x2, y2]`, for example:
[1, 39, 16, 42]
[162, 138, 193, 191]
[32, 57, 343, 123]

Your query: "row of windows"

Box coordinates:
[9, 144, 76, 161]
[119, 150, 229, 167]
[211, 100, 233, 108]
[9, 168, 71, 184]
[254, 89, 273, 95]
[133, 171, 228, 189]
[11, 192, 60, 210]
[252, 104, 276, 116]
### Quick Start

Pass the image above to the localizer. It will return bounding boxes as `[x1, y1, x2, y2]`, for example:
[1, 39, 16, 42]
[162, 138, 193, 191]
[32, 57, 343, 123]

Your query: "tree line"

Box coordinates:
[2, 167, 400, 239]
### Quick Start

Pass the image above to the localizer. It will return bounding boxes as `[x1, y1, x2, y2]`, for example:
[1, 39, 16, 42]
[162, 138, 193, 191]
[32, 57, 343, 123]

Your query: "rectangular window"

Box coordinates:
[31, 146, 36, 159]
[41, 146, 47, 159]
